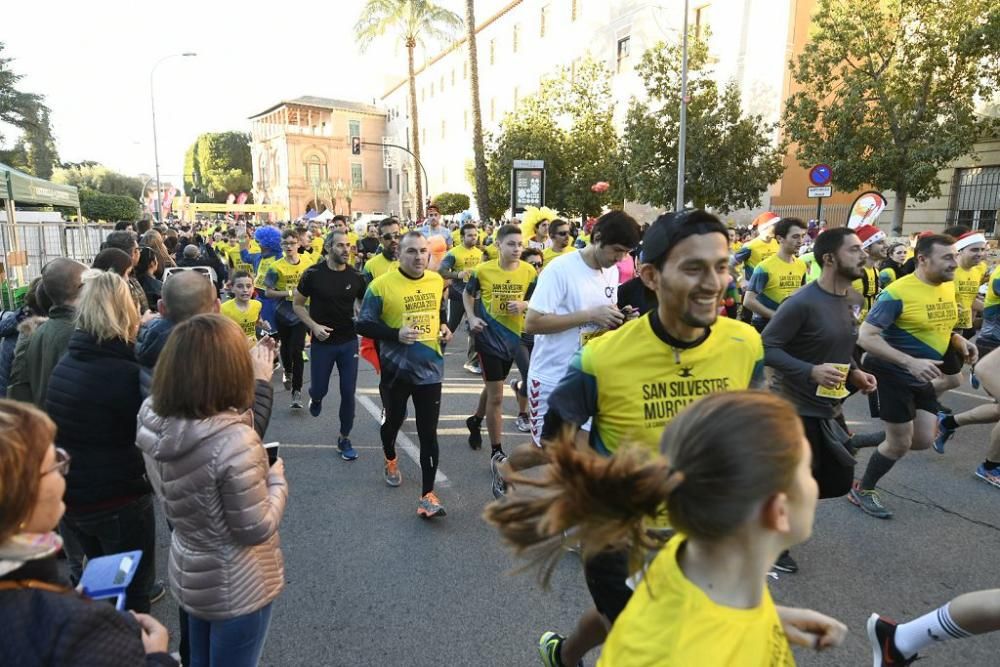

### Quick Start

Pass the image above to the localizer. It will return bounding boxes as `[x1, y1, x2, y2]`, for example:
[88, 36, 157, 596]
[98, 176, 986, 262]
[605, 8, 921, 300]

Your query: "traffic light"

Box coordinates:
[351, 136, 361, 155]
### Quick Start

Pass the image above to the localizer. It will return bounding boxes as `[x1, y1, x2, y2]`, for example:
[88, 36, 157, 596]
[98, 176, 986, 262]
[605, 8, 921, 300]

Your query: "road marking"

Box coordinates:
[951, 389, 993, 402]
[279, 444, 382, 450]
[356, 394, 451, 487]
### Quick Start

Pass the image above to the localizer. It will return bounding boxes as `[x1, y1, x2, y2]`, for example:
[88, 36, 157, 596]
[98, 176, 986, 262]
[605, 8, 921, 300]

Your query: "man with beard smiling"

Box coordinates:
[362, 218, 401, 284]
[533, 210, 764, 667]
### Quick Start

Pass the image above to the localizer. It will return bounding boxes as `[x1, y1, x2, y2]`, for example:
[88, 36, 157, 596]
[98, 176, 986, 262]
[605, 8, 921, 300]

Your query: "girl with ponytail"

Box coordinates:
[486, 391, 846, 665]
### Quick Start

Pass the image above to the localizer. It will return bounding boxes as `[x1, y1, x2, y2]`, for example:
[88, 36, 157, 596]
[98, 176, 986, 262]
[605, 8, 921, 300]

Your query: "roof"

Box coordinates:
[248, 96, 386, 120]
[0, 162, 80, 208]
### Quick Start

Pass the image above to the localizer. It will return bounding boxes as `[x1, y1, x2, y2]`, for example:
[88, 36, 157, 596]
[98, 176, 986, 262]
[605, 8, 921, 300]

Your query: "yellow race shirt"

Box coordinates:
[866, 273, 958, 366]
[746, 254, 807, 322]
[253, 255, 278, 290]
[310, 236, 325, 256]
[551, 313, 763, 455]
[465, 260, 537, 360]
[980, 265, 1000, 342]
[851, 265, 880, 321]
[439, 244, 484, 299]
[598, 535, 794, 667]
[363, 253, 399, 282]
[483, 242, 499, 261]
[221, 298, 262, 342]
[264, 257, 310, 301]
[542, 245, 577, 267]
[358, 269, 446, 384]
[952, 262, 987, 330]
[734, 236, 779, 280]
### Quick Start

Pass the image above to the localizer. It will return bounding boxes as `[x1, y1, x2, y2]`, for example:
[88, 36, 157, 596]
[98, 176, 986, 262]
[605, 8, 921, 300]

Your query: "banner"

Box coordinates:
[847, 191, 887, 229]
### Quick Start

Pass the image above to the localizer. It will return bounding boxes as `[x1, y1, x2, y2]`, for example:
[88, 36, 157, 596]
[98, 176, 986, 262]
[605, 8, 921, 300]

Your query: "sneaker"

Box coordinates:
[538, 631, 582, 667]
[975, 464, 1000, 488]
[417, 491, 446, 518]
[149, 581, 167, 605]
[508, 377, 521, 394]
[466, 415, 483, 450]
[337, 437, 358, 462]
[515, 413, 531, 433]
[384, 457, 402, 487]
[772, 550, 798, 574]
[848, 486, 893, 519]
[847, 431, 884, 452]
[283, 372, 292, 390]
[939, 404, 953, 415]
[933, 411, 955, 454]
[379, 408, 386, 425]
[490, 450, 508, 499]
[290, 391, 303, 409]
[867, 613, 918, 666]
[309, 398, 322, 417]
[463, 361, 482, 375]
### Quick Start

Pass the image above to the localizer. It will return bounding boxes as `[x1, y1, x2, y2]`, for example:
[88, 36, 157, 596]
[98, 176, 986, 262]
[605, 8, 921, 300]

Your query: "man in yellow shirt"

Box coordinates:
[541, 219, 577, 267]
[743, 218, 808, 332]
[362, 219, 401, 283]
[438, 223, 484, 373]
[951, 230, 988, 338]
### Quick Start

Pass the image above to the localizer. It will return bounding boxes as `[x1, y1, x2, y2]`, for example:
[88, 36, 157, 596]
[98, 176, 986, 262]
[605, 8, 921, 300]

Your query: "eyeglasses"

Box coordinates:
[382, 233, 401, 240]
[527, 262, 543, 269]
[43, 447, 71, 477]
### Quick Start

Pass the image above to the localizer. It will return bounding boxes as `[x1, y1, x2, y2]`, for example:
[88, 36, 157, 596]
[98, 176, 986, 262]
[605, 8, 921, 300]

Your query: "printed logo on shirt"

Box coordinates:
[640, 376, 733, 426]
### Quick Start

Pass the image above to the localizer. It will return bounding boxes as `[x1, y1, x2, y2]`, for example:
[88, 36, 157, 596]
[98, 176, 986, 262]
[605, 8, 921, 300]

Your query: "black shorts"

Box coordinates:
[583, 550, 632, 622]
[873, 368, 939, 423]
[477, 352, 515, 382]
[955, 327, 976, 340]
[941, 346, 964, 376]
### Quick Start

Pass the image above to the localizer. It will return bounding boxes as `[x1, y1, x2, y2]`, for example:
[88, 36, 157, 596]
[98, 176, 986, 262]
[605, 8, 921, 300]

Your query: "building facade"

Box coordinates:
[248, 96, 393, 220]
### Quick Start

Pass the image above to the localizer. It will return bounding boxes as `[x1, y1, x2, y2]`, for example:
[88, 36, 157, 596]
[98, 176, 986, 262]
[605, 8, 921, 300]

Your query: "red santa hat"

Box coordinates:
[751, 211, 779, 229]
[955, 230, 986, 251]
[855, 224, 886, 250]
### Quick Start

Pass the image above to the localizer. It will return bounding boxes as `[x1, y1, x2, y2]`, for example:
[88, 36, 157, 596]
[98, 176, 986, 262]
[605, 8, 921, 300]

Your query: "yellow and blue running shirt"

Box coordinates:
[464, 260, 537, 361]
[439, 244, 484, 299]
[253, 255, 278, 290]
[865, 273, 958, 380]
[542, 245, 577, 267]
[979, 265, 1000, 343]
[878, 266, 899, 290]
[746, 254, 806, 324]
[221, 298, 262, 342]
[264, 257, 310, 301]
[733, 236, 779, 280]
[548, 312, 763, 456]
[358, 269, 447, 385]
[363, 253, 399, 283]
[851, 266, 880, 321]
[598, 535, 794, 667]
[952, 262, 988, 330]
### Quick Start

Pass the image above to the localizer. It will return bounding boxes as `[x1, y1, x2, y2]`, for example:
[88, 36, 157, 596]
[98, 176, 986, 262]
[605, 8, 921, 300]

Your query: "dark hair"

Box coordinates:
[103, 230, 138, 253]
[91, 248, 133, 276]
[426, 204, 440, 214]
[812, 227, 857, 268]
[943, 225, 971, 238]
[592, 210, 640, 249]
[521, 247, 543, 262]
[774, 217, 806, 239]
[916, 234, 956, 258]
[549, 219, 570, 235]
[136, 219, 152, 235]
[24, 276, 50, 316]
[113, 220, 132, 231]
[281, 228, 298, 241]
[136, 246, 158, 276]
[460, 223, 478, 234]
[332, 215, 349, 224]
[379, 217, 399, 231]
[231, 270, 252, 282]
[496, 224, 522, 243]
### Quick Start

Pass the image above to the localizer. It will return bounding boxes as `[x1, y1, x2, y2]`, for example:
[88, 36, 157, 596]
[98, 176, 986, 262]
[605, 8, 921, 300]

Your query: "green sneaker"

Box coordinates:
[538, 631, 581, 667]
[848, 486, 893, 519]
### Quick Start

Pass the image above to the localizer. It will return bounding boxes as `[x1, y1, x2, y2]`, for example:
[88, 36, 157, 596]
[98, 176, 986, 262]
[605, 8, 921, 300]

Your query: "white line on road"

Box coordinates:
[951, 389, 993, 402]
[356, 394, 451, 487]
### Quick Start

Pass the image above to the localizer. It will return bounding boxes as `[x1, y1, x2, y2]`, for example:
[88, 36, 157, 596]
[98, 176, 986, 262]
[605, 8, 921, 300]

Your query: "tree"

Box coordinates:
[79, 188, 140, 222]
[619, 37, 784, 213]
[52, 164, 144, 201]
[0, 42, 47, 150]
[184, 132, 253, 202]
[0, 140, 29, 172]
[464, 0, 490, 221]
[24, 107, 59, 179]
[433, 192, 470, 215]
[784, 0, 1000, 233]
[356, 0, 463, 220]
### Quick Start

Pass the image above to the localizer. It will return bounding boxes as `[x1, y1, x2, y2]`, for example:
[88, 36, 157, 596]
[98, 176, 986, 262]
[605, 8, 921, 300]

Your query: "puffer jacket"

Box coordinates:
[135, 399, 287, 620]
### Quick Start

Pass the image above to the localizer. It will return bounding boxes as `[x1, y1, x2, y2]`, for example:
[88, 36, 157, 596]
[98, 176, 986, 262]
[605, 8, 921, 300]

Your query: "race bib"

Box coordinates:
[580, 328, 608, 347]
[956, 305, 973, 330]
[403, 311, 437, 342]
[816, 363, 850, 399]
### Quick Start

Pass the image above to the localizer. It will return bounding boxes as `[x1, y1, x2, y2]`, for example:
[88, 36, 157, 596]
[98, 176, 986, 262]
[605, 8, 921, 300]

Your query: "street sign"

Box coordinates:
[382, 136, 395, 169]
[808, 186, 832, 198]
[809, 164, 833, 186]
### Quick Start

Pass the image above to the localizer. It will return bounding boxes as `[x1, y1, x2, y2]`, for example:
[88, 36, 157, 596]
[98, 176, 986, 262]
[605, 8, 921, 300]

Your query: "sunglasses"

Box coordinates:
[382, 233, 401, 240]
[527, 261, 543, 269]
[44, 447, 71, 477]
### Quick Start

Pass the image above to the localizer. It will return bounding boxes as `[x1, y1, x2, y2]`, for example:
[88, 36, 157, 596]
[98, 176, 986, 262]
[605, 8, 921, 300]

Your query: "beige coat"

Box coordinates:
[136, 398, 287, 620]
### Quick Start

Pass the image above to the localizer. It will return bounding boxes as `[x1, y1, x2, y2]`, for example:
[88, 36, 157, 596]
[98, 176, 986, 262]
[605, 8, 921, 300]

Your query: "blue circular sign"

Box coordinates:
[809, 164, 832, 186]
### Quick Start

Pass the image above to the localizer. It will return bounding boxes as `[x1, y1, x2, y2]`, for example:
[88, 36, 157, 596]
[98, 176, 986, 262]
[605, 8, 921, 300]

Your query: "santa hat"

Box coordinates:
[855, 224, 886, 250]
[955, 230, 986, 251]
[751, 211, 779, 230]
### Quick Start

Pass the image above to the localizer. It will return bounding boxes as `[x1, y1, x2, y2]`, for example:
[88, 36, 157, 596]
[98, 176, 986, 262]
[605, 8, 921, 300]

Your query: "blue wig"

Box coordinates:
[255, 226, 282, 255]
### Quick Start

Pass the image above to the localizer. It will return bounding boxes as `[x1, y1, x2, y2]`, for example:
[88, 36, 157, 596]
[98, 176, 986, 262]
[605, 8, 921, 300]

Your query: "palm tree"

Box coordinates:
[356, 0, 462, 221]
[464, 0, 490, 222]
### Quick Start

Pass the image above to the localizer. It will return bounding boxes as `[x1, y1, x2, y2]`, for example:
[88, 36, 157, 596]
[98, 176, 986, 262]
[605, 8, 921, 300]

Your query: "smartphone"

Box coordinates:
[263, 441, 280, 450]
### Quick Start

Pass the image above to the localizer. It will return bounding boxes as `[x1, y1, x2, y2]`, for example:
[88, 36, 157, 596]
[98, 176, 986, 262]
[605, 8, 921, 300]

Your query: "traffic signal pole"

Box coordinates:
[362, 141, 430, 209]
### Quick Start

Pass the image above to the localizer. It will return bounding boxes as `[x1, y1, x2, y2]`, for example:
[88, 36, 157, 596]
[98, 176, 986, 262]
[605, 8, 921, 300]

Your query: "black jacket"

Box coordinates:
[0, 307, 26, 397]
[135, 317, 176, 369]
[0, 556, 176, 666]
[46, 331, 150, 510]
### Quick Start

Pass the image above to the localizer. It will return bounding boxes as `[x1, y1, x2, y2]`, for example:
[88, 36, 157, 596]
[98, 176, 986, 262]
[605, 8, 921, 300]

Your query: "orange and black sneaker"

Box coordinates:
[867, 613, 918, 665]
[417, 492, 446, 518]
[384, 457, 401, 487]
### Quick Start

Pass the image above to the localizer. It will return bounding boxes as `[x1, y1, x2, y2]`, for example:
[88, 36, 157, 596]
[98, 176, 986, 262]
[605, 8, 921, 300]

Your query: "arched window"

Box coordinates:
[304, 153, 327, 185]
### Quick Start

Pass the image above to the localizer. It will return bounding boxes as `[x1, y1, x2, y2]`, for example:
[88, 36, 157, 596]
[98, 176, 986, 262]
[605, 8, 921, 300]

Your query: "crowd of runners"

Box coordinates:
[1, 202, 1000, 666]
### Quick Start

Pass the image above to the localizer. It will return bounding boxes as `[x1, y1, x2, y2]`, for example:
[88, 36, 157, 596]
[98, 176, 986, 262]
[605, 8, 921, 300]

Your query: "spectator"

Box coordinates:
[0, 399, 177, 667]
[45, 269, 160, 612]
[103, 230, 150, 314]
[114, 220, 135, 232]
[0, 277, 48, 398]
[135, 271, 219, 368]
[8, 258, 86, 407]
[92, 247, 134, 277]
[141, 229, 176, 279]
[137, 314, 286, 667]
[136, 247, 163, 310]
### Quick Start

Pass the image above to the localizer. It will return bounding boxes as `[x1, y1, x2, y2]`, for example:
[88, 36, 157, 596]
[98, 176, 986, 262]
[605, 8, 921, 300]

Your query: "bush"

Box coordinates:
[80, 188, 140, 222]
[432, 192, 471, 216]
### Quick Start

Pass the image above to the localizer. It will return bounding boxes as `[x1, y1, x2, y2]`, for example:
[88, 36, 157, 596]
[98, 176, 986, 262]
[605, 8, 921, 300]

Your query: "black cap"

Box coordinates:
[639, 210, 726, 264]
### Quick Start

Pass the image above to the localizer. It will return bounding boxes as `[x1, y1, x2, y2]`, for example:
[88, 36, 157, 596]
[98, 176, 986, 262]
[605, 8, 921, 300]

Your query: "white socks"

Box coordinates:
[895, 603, 973, 657]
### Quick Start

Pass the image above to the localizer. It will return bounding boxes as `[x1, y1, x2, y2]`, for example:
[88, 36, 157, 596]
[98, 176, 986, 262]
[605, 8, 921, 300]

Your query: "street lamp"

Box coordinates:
[150, 52, 197, 223]
[676, 0, 689, 212]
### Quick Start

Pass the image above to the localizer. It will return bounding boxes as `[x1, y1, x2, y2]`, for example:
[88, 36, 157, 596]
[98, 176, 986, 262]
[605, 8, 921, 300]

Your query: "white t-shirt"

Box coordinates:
[528, 251, 619, 383]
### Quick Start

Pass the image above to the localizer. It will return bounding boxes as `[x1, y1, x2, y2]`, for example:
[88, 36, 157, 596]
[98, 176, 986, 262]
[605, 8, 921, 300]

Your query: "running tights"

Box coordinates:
[277, 320, 307, 391]
[380, 380, 442, 495]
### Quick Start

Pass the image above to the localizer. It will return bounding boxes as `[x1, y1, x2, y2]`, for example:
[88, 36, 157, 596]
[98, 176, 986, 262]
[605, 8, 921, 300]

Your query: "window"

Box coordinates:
[571, 0, 578, 22]
[513, 24, 520, 53]
[694, 4, 710, 40]
[951, 165, 1000, 236]
[348, 120, 360, 140]
[490, 39, 496, 65]
[351, 163, 363, 190]
[304, 155, 327, 185]
[616, 36, 631, 73]
[541, 5, 549, 37]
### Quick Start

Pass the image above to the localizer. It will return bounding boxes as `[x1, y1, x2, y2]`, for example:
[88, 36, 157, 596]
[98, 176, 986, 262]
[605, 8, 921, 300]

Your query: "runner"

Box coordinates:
[951, 230, 988, 340]
[419, 204, 452, 270]
[362, 218, 400, 283]
[742, 217, 807, 332]
[508, 247, 544, 433]
[486, 392, 846, 666]
[528, 210, 764, 667]
[852, 224, 888, 321]
[262, 229, 311, 409]
[220, 270, 264, 344]
[356, 232, 451, 519]
[523, 211, 641, 446]
[292, 230, 366, 462]
[851, 234, 976, 518]
[731, 211, 779, 282]
[541, 219, 577, 267]
[437, 223, 484, 374]
[462, 224, 537, 498]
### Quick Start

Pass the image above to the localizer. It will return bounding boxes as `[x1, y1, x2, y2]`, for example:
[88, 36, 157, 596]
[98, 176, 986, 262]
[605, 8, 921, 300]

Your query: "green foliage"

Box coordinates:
[432, 192, 470, 215]
[0, 42, 47, 150]
[0, 140, 30, 172]
[485, 58, 619, 220]
[184, 131, 253, 203]
[619, 37, 784, 213]
[79, 188, 140, 222]
[24, 107, 58, 179]
[52, 163, 143, 200]
[355, 0, 463, 52]
[784, 0, 1000, 232]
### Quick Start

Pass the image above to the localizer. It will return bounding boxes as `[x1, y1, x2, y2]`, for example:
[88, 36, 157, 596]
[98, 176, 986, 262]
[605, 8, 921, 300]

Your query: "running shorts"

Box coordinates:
[941, 346, 964, 376]
[872, 370, 939, 424]
[583, 550, 632, 623]
[477, 352, 515, 383]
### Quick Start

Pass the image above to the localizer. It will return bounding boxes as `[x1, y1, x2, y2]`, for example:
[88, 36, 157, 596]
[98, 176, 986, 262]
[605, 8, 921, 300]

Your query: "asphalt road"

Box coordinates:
[149, 329, 1000, 666]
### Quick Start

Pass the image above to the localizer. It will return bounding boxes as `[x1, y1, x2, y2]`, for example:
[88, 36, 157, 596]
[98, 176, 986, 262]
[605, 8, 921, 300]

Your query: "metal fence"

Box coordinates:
[0, 222, 111, 287]
[771, 204, 850, 228]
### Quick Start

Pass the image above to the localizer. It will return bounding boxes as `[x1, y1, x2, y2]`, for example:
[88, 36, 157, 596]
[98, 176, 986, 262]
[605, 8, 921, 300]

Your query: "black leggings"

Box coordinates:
[277, 320, 307, 391]
[381, 380, 442, 495]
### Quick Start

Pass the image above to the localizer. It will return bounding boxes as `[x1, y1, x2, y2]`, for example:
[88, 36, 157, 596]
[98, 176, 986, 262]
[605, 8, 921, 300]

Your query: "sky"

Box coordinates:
[2, 0, 465, 184]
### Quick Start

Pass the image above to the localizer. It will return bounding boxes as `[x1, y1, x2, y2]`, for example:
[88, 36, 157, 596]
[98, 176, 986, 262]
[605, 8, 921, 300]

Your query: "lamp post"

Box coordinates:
[150, 52, 197, 223]
[676, 0, 689, 212]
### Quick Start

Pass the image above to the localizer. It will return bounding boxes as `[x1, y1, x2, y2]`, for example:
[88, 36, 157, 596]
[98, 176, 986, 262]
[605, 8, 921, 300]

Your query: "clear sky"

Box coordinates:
[2, 0, 464, 184]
